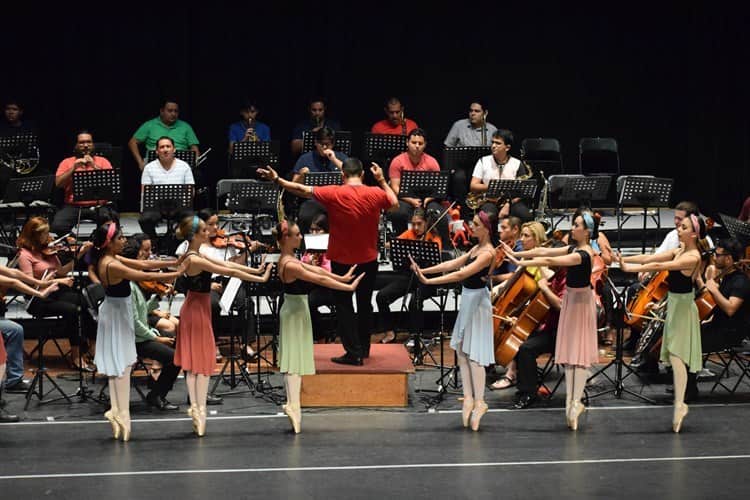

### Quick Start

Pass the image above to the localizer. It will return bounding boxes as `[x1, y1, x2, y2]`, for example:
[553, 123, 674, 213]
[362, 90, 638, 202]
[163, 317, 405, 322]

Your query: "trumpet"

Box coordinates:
[246, 119, 259, 142]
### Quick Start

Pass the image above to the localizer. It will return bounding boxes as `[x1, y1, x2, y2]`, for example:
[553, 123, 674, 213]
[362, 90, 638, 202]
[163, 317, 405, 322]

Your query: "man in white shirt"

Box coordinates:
[469, 129, 532, 221]
[655, 201, 712, 254]
[139, 136, 194, 245]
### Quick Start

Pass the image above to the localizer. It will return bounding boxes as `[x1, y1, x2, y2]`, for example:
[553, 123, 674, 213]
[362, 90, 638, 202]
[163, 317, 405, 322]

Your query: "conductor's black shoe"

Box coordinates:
[331, 355, 363, 366]
[0, 408, 19, 423]
[513, 393, 538, 410]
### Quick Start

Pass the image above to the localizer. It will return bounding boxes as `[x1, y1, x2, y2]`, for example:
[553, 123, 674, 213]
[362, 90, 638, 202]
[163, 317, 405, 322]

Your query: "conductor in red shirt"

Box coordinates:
[259, 158, 399, 365]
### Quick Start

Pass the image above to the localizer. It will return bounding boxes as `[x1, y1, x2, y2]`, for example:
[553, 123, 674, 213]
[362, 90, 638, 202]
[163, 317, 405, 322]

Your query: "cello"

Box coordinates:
[624, 270, 669, 328]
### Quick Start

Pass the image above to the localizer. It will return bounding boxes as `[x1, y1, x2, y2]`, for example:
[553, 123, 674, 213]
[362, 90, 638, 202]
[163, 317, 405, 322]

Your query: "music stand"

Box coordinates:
[719, 213, 750, 246]
[72, 169, 121, 203]
[142, 184, 193, 252]
[400, 171, 450, 201]
[486, 178, 539, 207]
[390, 238, 442, 367]
[0, 133, 39, 175]
[586, 274, 655, 404]
[547, 175, 610, 229]
[229, 141, 280, 178]
[362, 133, 407, 180]
[0, 175, 55, 240]
[303, 172, 343, 187]
[442, 146, 491, 174]
[302, 130, 352, 156]
[616, 176, 673, 252]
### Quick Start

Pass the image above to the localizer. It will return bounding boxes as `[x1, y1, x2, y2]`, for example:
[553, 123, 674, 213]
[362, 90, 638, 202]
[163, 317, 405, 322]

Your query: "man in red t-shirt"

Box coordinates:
[370, 97, 418, 135]
[51, 131, 115, 235]
[259, 158, 398, 365]
[387, 129, 449, 247]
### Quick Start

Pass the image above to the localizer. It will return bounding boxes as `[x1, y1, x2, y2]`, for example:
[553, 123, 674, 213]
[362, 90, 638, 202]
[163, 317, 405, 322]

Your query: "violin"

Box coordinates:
[210, 229, 248, 250]
[138, 280, 173, 297]
[42, 235, 81, 256]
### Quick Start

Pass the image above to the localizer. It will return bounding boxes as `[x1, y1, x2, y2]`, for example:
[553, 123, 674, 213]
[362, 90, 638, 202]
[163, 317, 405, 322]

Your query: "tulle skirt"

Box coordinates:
[555, 286, 599, 368]
[94, 296, 137, 377]
[279, 294, 315, 376]
[175, 291, 214, 376]
[450, 286, 495, 366]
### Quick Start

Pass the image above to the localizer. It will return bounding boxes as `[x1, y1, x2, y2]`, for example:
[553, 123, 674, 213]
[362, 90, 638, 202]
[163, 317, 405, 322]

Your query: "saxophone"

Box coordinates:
[466, 160, 534, 210]
[534, 169, 551, 226]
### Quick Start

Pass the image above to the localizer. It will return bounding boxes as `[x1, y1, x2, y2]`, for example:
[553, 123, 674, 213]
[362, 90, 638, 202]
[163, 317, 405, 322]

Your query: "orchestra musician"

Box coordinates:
[469, 129, 532, 222]
[502, 210, 600, 431]
[228, 100, 271, 155]
[411, 210, 499, 431]
[51, 130, 116, 236]
[618, 213, 708, 433]
[370, 97, 418, 135]
[0, 264, 62, 398]
[301, 214, 336, 341]
[173, 215, 272, 437]
[490, 221, 550, 391]
[17, 216, 95, 372]
[375, 208, 442, 344]
[689, 238, 750, 400]
[91, 222, 186, 441]
[128, 99, 200, 171]
[444, 101, 497, 203]
[120, 237, 181, 412]
[388, 128, 450, 247]
[291, 98, 341, 158]
[275, 219, 364, 433]
[292, 127, 348, 235]
[258, 159, 398, 366]
[138, 136, 195, 250]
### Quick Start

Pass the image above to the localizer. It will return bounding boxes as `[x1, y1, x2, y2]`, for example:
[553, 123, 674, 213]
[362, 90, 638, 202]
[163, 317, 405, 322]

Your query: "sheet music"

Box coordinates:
[219, 277, 242, 316]
[304, 233, 329, 251]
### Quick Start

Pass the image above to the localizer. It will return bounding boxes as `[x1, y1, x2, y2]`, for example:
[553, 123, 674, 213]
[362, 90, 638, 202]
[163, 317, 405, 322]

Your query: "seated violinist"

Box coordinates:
[17, 216, 95, 371]
[375, 209, 442, 344]
[490, 221, 550, 390]
[121, 238, 181, 411]
[175, 209, 263, 361]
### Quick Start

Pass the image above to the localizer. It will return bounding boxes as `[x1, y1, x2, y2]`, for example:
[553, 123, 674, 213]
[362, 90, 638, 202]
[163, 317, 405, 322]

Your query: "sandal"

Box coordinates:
[489, 375, 516, 391]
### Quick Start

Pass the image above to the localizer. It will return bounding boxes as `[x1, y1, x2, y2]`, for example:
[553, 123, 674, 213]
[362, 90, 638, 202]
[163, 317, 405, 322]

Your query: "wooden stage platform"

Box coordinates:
[302, 344, 415, 407]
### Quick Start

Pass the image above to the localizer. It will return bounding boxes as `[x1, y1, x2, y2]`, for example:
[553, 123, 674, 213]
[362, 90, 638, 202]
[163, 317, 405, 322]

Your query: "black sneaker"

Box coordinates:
[4, 380, 31, 394]
[0, 407, 20, 423]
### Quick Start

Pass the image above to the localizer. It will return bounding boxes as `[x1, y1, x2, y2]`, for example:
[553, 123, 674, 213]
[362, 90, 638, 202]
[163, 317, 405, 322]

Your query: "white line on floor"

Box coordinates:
[2, 454, 749, 480]
[4, 401, 749, 426]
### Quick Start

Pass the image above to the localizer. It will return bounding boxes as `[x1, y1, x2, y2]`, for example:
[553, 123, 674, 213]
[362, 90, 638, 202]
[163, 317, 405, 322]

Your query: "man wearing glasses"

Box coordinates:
[690, 238, 750, 399]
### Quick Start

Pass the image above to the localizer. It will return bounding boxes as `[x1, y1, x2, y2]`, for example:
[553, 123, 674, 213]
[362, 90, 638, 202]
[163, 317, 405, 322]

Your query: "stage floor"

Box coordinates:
[2, 360, 750, 499]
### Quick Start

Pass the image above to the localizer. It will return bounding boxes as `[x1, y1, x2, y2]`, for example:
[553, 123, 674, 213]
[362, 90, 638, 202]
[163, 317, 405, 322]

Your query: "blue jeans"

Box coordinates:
[0, 320, 25, 387]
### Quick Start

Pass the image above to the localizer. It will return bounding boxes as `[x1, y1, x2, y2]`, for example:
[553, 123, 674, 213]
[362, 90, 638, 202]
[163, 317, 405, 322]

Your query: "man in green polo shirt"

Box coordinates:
[128, 99, 200, 170]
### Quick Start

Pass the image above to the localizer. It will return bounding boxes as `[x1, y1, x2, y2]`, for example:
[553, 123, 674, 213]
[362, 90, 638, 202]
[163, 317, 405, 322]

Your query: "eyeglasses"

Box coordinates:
[469, 108, 483, 113]
[714, 252, 731, 258]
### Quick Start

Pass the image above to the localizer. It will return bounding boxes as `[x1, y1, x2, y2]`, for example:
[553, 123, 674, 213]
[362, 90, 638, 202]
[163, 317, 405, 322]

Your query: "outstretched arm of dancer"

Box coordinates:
[617, 251, 698, 274]
[284, 260, 365, 291]
[411, 251, 493, 285]
[186, 254, 272, 283]
[257, 165, 313, 199]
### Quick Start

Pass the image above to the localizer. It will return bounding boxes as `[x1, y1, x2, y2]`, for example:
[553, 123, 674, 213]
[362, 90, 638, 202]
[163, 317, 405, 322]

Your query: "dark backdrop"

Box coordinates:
[2, 5, 748, 217]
